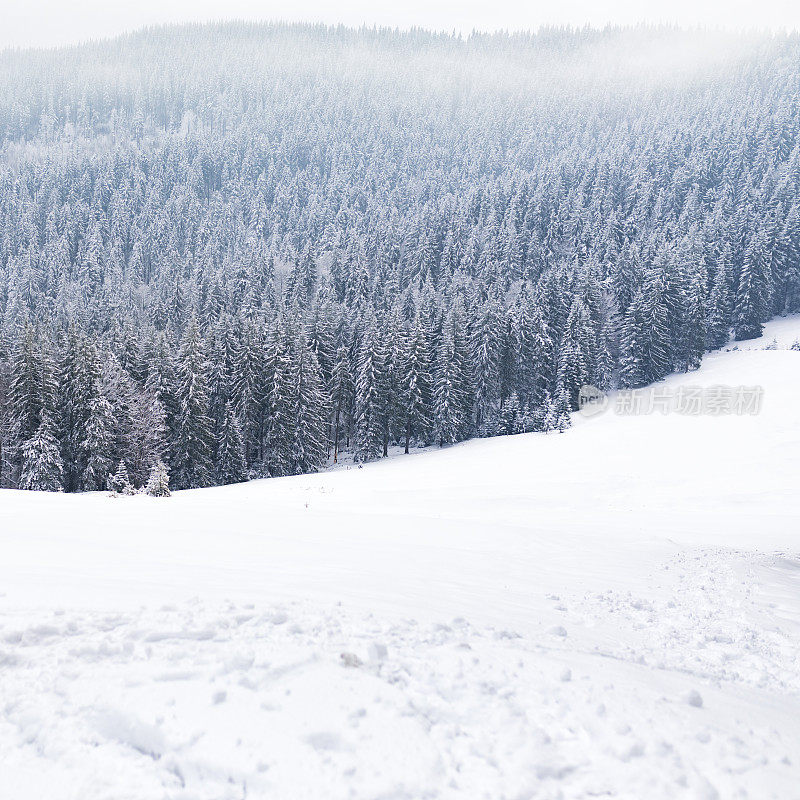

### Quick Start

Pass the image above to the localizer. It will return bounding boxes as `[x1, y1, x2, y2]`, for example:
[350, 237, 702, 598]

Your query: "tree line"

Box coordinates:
[0, 24, 798, 491]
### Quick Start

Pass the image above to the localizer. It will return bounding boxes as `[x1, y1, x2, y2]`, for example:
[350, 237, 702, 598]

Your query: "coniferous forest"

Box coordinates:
[0, 23, 798, 492]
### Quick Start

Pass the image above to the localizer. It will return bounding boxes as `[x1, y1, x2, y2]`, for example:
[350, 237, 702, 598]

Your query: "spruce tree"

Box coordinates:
[231, 319, 266, 465]
[9, 323, 58, 478]
[471, 298, 503, 435]
[329, 343, 354, 463]
[399, 314, 433, 453]
[20, 415, 63, 491]
[433, 312, 466, 448]
[146, 460, 171, 497]
[556, 298, 598, 410]
[109, 460, 132, 494]
[265, 328, 295, 477]
[174, 318, 214, 488]
[83, 392, 116, 490]
[706, 259, 731, 349]
[354, 314, 386, 461]
[733, 231, 771, 341]
[290, 340, 330, 474]
[217, 401, 247, 484]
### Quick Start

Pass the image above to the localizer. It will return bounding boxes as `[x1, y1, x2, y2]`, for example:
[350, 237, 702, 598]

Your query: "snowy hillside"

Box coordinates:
[1, 316, 800, 800]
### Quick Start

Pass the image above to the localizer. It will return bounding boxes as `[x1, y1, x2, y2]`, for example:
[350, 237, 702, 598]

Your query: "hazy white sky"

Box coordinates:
[3, 0, 800, 49]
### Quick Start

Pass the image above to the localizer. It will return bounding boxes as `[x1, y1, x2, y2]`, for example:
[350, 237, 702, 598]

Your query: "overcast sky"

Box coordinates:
[3, 0, 800, 49]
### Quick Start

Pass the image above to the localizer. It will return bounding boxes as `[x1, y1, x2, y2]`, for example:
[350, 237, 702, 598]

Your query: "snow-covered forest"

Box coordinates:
[0, 23, 798, 492]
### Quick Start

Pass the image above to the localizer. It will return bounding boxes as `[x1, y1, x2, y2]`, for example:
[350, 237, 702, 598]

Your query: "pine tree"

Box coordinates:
[174, 318, 214, 488]
[433, 311, 466, 448]
[619, 279, 671, 388]
[329, 343, 354, 463]
[555, 388, 572, 432]
[354, 314, 386, 461]
[471, 298, 502, 434]
[543, 385, 571, 433]
[706, 259, 731, 349]
[58, 328, 101, 492]
[9, 323, 58, 481]
[399, 314, 432, 453]
[498, 392, 522, 436]
[683, 269, 707, 370]
[512, 290, 553, 405]
[231, 319, 266, 465]
[145, 331, 180, 454]
[82, 392, 116, 490]
[20, 415, 63, 491]
[290, 340, 330, 474]
[146, 460, 171, 497]
[733, 231, 771, 341]
[779, 205, 800, 313]
[541, 391, 558, 432]
[216, 401, 247, 484]
[556, 298, 598, 410]
[109, 460, 133, 493]
[127, 391, 168, 487]
[265, 327, 295, 477]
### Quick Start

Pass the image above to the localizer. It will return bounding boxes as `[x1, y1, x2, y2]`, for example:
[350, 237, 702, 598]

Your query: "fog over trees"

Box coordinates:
[0, 23, 798, 491]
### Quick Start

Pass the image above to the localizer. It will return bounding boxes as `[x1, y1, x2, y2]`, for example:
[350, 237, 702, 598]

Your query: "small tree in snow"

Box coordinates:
[109, 460, 133, 494]
[146, 460, 171, 497]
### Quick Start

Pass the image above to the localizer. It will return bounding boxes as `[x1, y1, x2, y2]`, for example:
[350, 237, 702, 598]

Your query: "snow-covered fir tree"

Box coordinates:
[216, 401, 247, 485]
[19, 415, 64, 492]
[146, 460, 171, 497]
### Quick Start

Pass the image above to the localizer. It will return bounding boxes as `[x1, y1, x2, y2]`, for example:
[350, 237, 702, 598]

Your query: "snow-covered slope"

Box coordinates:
[1, 318, 799, 800]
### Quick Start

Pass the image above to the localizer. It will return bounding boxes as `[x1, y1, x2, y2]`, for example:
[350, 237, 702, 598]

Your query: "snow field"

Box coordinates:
[1, 315, 800, 799]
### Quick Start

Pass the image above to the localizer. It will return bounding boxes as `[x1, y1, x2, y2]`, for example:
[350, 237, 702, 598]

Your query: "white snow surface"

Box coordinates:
[1, 318, 800, 799]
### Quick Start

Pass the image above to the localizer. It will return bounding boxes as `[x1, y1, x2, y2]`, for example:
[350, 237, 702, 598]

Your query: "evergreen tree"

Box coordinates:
[329, 343, 354, 463]
[471, 298, 503, 434]
[109, 460, 132, 493]
[289, 340, 330, 474]
[82, 392, 116, 490]
[399, 314, 433, 452]
[265, 327, 295, 476]
[127, 391, 168, 487]
[733, 231, 771, 341]
[20, 415, 63, 491]
[433, 311, 466, 447]
[146, 460, 171, 497]
[58, 329, 101, 492]
[498, 392, 523, 436]
[9, 323, 58, 480]
[216, 401, 247, 484]
[706, 259, 731, 349]
[619, 279, 671, 388]
[231, 319, 266, 465]
[174, 318, 214, 488]
[354, 314, 386, 461]
[556, 298, 598, 410]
